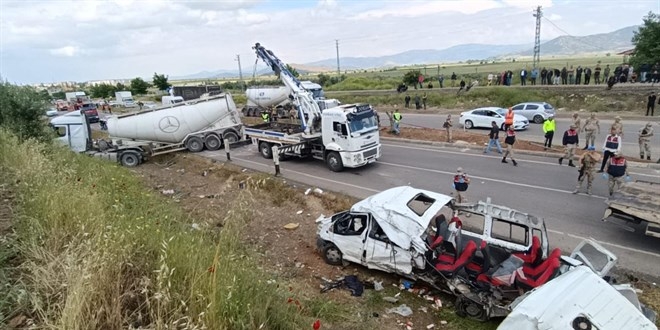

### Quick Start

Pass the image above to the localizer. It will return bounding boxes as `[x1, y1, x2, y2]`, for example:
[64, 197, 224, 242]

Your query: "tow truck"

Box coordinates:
[242, 43, 380, 172]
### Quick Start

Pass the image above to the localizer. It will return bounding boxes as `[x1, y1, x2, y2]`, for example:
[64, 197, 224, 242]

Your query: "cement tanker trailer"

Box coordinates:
[50, 93, 243, 167]
[243, 81, 340, 118]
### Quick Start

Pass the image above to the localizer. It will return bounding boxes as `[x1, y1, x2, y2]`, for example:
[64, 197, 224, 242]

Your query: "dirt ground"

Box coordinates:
[129, 154, 498, 330]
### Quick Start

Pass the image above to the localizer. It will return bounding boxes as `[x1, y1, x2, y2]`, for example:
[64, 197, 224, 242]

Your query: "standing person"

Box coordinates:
[451, 72, 457, 87]
[638, 123, 654, 160]
[504, 107, 514, 131]
[575, 66, 583, 85]
[647, 92, 656, 116]
[584, 67, 592, 85]
[582, 113, 601, 149]
[520, 68, 527, 86]
[438, 74, 444, 88]
[541, 67, 548, 85]
[543, 114, 556, 150]
[484, 121, 503, 154]
[453, 167, 471, 204]
[604, 64, 611, 83]
[530, 67, 538, 85]
[611, 116, 624, 137]
[604, 152, 630, 196]
[261, 110, 270, 123]
[392, 109, 402, 135]
[443, 114, 453, 142]
[568, 65, 575, 84]
[414, 95, 421, 109]
[457, 79, 466, 95]
[404, 94, 411, 108]
[594, 63, 602, 85]
[573, 146, 601, 195]
[561, 67, 568, 85]
[598, 127, 622, 173]
[572, 112, 582, 132]
[559, 124, 579, 167]
[422, 92, 427, 110]
[501, 127, 518, 166]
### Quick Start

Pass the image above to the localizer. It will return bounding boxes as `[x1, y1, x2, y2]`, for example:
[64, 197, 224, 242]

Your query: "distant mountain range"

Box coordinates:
[171, 25, 637, 80]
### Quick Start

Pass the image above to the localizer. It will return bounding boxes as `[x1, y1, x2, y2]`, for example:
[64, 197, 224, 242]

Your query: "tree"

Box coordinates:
[317, 73, 330, 87]
[90, 83, 117, 99]
[52, 91, 65, 100]
[130, 77, 150, 95]
[285, 64, 299, 78]
[116, 82, 127, 91]
[630, 11, 660, 69]
[403, 70, 422, 88]
[38, 89, 51, 101]
[0, 82, 50, 141]
[152, 72, 172, 91]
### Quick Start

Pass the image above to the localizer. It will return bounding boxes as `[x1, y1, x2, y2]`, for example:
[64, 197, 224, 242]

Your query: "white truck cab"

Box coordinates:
[321, 104, 380, 168]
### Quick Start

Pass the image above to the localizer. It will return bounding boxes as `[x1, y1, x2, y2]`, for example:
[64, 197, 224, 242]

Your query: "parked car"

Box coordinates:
[80, 103, 99, 123]
[511, 102, 555, 124]
[46, 108, 58, 117]
[459, 107, 529, 131]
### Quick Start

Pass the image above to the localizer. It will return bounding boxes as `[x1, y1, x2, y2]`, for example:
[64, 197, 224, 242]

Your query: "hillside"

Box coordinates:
[513, 25, 637, 56]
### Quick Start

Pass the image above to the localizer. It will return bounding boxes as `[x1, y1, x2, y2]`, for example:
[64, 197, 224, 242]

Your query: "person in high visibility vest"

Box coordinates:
[392, 109, 402, 135]
[261, 111, 270, 123]
[543, 115, 556, 150]
[603, 152, 630, 196]
[504, 107, 514, 131]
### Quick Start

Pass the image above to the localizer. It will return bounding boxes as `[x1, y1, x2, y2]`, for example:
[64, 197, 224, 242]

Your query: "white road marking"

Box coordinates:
[378, 160, 608, 199]
[384, 142, 660, 179]
[222, 156, 380, 194]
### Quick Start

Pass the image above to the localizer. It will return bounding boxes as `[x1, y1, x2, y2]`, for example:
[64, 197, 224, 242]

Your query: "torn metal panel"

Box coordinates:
[351, 186, 453, 253]
[498, 266, 658, 330]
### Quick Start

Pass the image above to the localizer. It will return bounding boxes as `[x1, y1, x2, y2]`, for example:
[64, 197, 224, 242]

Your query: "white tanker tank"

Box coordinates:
[107, 94, 241, 144]
[245, 86, 291, 108]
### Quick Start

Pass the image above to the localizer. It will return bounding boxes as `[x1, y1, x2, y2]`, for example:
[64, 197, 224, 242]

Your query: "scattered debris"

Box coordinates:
[191, 223, 201, 230]
[161, 189, 175, 195]
[283, 223, 299, 230]
[320, 275, 364, 296]
[418, 307, 428, 313]
[374, 281, 384, 291]
[440, 320, 448, 325]
[383, 296, 399, 304]
[387, 304, 413, 317]
[296, 210, 303, 215]
[426, 324, 435, 329]
[313, 188, 323, 194]
[305, 188, 312, 195]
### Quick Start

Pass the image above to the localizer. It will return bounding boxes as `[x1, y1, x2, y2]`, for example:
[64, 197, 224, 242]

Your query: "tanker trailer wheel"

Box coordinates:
[204, 134, 221, 151]
[119, 151, 141, 167]
[185, 136, 204, 152]
[223, 131, 240, 144]
[259, 141, 273, 159]
[455, 296, 489, 322]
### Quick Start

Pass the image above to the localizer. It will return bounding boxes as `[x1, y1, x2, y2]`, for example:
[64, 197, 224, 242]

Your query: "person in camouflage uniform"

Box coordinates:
[582, 113, 600, 149]
[638, 122, 654, 160]
[573, 146, 601, 195]
[572, 112, 582, 132]
[611, 116, 624, 137]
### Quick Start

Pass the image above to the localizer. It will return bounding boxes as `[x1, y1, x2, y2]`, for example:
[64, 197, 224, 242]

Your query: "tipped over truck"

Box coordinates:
[50, 93, 242, 167]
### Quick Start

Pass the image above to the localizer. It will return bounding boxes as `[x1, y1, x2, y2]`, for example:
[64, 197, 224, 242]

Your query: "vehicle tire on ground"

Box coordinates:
[185, 136, 204, 152]
[455, 296, 489, 322]
[223, 131, 240, 144]
[326, 151, 344, 172]
[500, 123, 507, 131]
[464, 120, 474, 129]
[119, 151, 141, 167]
[204, 134, 222, 151]
[259, 141, 273, 159]
[322, 244, 344, 266]
[533, 115, 545, 124]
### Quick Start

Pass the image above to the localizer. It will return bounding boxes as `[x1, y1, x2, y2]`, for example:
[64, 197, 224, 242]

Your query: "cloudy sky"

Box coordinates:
[1, 0, 657, 84]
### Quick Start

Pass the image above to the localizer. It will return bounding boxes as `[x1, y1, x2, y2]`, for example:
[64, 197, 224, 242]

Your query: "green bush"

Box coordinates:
[0, 131, 310, 329]
[0, 82, 50, 141]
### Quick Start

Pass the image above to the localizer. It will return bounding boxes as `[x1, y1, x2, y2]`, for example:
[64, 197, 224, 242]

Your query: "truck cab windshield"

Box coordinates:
[347, 111, 378, 135]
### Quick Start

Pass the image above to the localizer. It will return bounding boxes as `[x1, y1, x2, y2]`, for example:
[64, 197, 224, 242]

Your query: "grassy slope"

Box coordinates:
[0, 132, 314, 329]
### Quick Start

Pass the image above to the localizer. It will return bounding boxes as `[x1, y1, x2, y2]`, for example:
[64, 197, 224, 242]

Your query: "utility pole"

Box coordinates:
[532, 6, 542, 70]
[335, 39, 340, 76]
[235, 54, 243, 90]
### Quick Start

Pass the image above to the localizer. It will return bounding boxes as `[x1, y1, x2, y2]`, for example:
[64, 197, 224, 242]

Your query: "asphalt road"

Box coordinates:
[202, 140, 660, 280]
[399, 113, 660, 158]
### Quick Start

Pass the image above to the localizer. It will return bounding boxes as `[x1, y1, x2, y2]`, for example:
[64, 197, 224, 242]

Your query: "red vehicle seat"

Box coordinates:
[464, 241, 488, 281]
[515, 258, 561, 290]
[435, 240, 477, 278]
[521, 248, 562, 278]
[513, 236, 542, 265]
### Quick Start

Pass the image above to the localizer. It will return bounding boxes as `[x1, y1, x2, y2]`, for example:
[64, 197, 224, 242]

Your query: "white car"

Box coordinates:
[511, 102, 555, 124]
[459, 107, 529, 131]
[46, 108, 58, 117]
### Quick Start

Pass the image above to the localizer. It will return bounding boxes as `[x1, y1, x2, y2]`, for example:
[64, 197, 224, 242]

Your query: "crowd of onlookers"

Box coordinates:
[484, 62, 660, 87]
